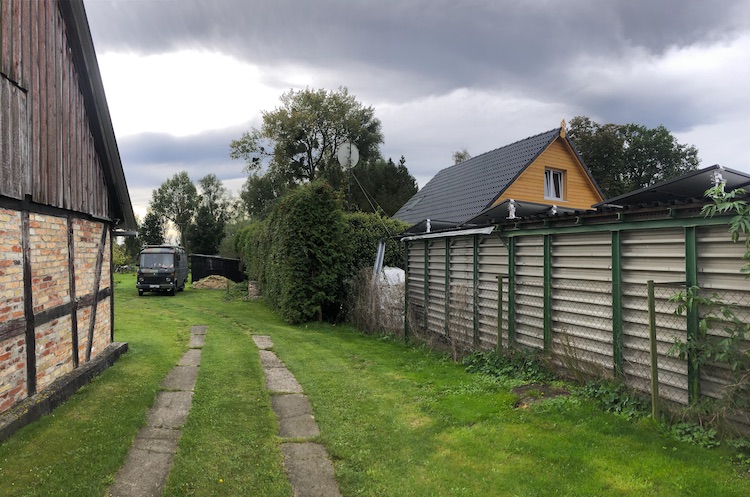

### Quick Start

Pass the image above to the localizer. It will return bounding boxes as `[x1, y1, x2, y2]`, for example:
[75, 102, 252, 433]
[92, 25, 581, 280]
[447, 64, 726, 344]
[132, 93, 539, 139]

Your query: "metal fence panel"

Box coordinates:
[620, 228, 688, 404]
[448, 237, 475, 347]
[515, 236, 545, 349]
[407, 242, 425, 330]
[696, 225, 750, 406]
[550, 232, 613, 374]
[477, 235, 508, 349]
[426, 240, 447, 337]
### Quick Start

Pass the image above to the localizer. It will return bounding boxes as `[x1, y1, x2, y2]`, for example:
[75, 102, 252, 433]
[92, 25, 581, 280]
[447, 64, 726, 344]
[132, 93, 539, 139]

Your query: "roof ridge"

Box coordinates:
[440, 127, 560, 171]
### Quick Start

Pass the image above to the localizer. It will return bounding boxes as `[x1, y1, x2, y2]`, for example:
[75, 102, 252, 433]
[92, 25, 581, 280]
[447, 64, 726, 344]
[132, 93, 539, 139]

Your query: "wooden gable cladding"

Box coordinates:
[0, 0, 109, 219]
[494, 136, 602, 210]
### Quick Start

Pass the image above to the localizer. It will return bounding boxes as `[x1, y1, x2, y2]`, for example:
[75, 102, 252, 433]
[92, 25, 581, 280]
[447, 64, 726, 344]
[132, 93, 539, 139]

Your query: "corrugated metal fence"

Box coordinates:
[404, 221, 750, 409]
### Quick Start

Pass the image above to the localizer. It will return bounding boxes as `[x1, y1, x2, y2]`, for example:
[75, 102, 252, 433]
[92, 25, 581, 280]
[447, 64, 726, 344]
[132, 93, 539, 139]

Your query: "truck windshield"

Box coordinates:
[140, 253, 174, 269]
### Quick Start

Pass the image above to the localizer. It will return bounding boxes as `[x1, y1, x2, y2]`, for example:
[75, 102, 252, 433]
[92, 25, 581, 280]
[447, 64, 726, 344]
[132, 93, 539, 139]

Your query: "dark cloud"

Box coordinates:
[117, 126, 247, 191]
[85, 0, 748, 95]
[84, 0, 750, 203]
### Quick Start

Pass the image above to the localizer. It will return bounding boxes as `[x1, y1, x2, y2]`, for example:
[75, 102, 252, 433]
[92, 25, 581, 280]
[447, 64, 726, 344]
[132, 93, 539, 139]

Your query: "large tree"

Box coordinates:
[240, 173, 287, 220]
[350, 156, 418, 216]
[567, 116, 700, 198]
[139, 210, 165, 247]
[150, 171, 198, 249]
[187, 174, 230, 255]
[229, 87, 384, 188]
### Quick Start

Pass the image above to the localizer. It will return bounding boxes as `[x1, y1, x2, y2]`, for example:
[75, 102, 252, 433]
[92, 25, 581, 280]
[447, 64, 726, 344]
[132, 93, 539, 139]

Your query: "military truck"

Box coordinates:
[136, 245, 188, 296]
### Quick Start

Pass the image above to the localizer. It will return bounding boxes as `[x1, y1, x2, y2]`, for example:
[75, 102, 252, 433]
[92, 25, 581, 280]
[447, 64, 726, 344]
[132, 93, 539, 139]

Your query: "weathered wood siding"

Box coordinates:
[0, 0, 109, 218]
[496, 137, 602, 209]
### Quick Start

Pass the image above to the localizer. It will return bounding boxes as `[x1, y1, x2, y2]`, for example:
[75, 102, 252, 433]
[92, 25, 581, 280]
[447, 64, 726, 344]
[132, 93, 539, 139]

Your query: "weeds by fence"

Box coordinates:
[398, 270, 750, 428]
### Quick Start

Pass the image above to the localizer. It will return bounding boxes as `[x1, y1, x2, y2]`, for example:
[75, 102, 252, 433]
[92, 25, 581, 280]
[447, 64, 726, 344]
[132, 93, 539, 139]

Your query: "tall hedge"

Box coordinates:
[237, 182, 409, 324]
[344, 212, 409, 271]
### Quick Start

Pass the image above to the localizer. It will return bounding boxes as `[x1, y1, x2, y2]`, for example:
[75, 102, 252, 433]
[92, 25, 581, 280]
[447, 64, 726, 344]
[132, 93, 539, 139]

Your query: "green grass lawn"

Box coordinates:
[1, 274, 748, 496]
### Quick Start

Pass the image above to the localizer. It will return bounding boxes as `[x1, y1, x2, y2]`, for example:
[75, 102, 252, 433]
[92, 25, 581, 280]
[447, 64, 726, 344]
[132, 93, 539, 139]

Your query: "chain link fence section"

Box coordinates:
[620, 283, 689, 406]
[550, 278, 614, 380]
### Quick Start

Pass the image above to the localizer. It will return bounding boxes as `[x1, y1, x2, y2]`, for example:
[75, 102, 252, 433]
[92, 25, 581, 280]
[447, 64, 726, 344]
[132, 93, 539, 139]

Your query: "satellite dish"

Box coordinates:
[337, 142, 360, 168]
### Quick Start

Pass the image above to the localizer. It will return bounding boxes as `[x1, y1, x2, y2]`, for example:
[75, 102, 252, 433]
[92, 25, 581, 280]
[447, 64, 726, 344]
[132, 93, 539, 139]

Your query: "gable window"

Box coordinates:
[544, 169, 564, 200]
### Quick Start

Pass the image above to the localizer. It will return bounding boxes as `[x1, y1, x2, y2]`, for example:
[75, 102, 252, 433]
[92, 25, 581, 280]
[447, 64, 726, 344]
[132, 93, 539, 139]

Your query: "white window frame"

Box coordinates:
[544, 169, 564, 201]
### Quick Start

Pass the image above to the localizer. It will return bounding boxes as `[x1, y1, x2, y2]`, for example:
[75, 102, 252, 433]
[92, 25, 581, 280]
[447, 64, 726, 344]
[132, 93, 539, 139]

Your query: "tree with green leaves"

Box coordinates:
[139, 210, 165, 246]
[452, 148, 471, 164]
[350, 156, 418, 216]
[229, 87, 384, 188]
[240, 173, 287, 220]
[567, 116, 700, 198]
[187, 174, 231, 255]
[150, 171, 198, 249]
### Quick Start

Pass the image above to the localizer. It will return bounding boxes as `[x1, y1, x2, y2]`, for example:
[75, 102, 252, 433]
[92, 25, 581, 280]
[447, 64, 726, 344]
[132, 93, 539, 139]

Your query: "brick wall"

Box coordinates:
[35, 316, 74, 391]
[0, 209, 24, 326]
[0, 209, 26, 411]
[0, 209, 113, 414]
[30, 214, 70, 313]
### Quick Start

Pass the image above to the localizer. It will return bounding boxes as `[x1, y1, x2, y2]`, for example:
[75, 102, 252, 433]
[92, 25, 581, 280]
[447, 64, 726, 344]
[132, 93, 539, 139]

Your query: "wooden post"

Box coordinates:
[647, 280, 660, 421]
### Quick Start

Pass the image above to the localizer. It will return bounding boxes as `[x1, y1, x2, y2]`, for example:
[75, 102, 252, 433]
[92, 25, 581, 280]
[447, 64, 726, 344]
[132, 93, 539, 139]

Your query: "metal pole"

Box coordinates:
[647, 280, 660, 421]
[497, 275, 504, 352]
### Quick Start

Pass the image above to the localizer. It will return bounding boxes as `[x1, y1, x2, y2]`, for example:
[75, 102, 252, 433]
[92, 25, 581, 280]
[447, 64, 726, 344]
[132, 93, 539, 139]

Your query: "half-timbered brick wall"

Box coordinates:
[0, 210, 112, 410]
[1, 0, 126, 417]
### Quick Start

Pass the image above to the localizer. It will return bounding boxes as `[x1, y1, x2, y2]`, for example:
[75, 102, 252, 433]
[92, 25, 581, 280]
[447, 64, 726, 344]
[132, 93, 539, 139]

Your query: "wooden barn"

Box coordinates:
[0, 0, 136, 420]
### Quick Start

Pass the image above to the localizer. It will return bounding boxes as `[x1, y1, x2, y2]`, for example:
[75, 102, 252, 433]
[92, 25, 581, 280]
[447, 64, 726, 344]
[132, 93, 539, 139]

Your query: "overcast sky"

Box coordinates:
[83, 0, 750, 219]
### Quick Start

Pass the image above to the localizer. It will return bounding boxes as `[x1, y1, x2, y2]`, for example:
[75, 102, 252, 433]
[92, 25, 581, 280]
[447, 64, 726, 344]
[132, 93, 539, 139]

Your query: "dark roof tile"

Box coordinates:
[394, 128, 560, 225]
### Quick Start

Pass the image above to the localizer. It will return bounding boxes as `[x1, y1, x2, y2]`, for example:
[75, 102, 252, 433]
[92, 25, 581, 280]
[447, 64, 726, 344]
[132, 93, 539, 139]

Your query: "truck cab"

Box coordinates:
[136, 245, 189, 296]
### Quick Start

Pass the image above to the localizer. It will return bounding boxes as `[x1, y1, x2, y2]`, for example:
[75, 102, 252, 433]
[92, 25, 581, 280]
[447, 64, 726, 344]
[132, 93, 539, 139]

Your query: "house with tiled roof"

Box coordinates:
[394, 122, 604, 233]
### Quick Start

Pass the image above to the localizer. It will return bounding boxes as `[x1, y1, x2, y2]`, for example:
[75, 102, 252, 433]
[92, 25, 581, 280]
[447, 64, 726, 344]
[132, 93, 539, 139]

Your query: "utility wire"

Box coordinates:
[351, 171, 395, 237]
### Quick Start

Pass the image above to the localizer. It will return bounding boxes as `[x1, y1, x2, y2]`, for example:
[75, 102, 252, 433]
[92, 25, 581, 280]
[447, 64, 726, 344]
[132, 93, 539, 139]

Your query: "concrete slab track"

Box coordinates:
[107, 325, 206, 497]
[254, 335, 342, 497]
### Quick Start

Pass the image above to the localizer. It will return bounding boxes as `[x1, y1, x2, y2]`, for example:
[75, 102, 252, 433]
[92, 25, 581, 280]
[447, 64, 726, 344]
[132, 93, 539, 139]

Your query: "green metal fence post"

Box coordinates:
[685, 226, 700, 403]
[543, 234, 552, 351]
[404, 241, 410, 343]
[612, 230, 623, 378]
[508, 238, 516, 347]
[497, 274, 504, 353]
[423, 239, 429, 333]
[445, 238, 451, 340]
[647, 280, 660, 421]
[473, 235, 480, 348]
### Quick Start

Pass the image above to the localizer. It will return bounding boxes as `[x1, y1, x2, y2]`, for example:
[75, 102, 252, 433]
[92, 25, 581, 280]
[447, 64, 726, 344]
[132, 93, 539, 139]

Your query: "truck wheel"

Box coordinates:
[138, 289, 144, 296]
[170, 287, 177, 296]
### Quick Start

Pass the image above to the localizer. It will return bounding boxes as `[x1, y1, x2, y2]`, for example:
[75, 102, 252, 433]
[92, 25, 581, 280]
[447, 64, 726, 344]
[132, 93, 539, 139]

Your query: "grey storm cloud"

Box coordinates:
[117, 127, 247, 190]
[85, 0, 748, 89]
[84, 0, 750, 207]
[84, 0, 750, 130]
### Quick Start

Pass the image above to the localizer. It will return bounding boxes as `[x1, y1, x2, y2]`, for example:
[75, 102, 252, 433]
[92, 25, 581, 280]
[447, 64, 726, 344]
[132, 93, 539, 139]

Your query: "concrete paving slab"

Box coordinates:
[189, 334, 205, 348]
[177, 348, 201, 366]
[138, 426, 181, 442]
[252, 335, 274, 350]
[190, 325, 208, 335]
[160, 366, 198, 391]
[265, 368, 304, 393]
[132, 436, 179, 454]
[272, 394, 320, 438]
[108, 447, 174, 497]
[281, 443, 342, 497]
[146, 391, 194, 429]
[259, 350, 285, 369]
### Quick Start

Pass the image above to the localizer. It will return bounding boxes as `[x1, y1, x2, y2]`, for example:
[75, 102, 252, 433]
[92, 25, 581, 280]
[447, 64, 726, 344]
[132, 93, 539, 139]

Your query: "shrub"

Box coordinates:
[241, 182, 350, 324]
[344, 212, 409, 271]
